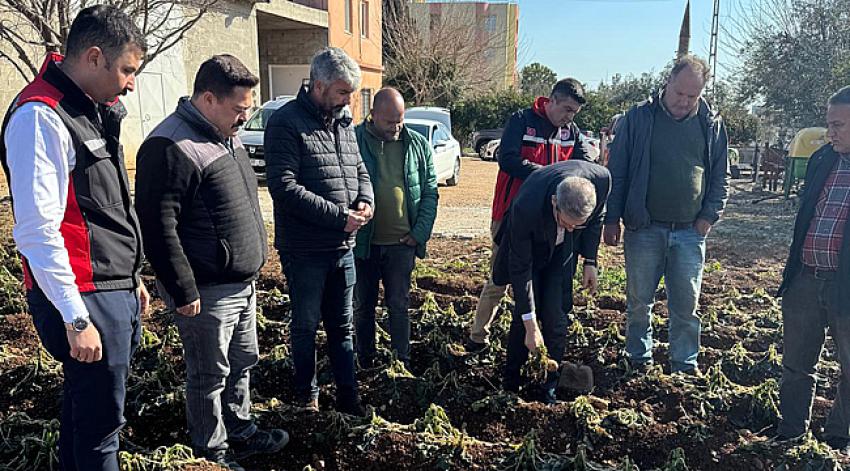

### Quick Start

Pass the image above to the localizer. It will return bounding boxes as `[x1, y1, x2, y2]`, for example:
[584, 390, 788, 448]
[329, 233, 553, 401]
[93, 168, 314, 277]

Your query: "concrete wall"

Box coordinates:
[182, 1, 260, 100]
[258, 27, 327, 101]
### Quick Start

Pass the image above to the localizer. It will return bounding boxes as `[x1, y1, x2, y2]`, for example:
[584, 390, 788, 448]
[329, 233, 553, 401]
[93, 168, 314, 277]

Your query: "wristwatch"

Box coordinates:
[65, 317, 90, 332]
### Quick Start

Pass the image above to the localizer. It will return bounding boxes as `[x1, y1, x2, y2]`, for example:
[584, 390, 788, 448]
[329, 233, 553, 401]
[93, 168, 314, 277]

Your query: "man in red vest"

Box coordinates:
[466, 78, 597, 351]
[0, 6, 148, 470]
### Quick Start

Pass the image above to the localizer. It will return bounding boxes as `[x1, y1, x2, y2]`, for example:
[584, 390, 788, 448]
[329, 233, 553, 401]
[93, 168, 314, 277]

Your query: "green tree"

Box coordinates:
[708, 81, 758, 145]
[729, 0, 850, 129]
[520, 62, 557, 97]
[451, 89, 534, 145]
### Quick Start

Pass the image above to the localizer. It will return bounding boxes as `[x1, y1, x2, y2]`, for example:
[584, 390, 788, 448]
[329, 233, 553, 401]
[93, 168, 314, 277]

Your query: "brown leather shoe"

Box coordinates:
[557, 361, 594, 393]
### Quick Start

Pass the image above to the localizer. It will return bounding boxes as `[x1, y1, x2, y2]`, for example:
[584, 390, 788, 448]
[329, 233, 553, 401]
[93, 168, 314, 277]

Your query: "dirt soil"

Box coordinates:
[1, 168, 848, 470]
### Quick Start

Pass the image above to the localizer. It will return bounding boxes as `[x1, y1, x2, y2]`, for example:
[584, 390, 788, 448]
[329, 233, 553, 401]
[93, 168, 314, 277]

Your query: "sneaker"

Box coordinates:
[464, 338, 487, 353]
[199, 449, 245, 471]
[336, 394, 366, 417]
[230, 428, 290, 460]
[557, 362, 594, 393]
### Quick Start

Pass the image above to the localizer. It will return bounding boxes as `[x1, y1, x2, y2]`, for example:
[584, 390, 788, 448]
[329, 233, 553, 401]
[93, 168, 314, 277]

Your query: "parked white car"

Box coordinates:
[483, 139, 500, 161]
[404, 107, 462, 186]
[405, 118, 462, 186]
[237, 95, 295, 180]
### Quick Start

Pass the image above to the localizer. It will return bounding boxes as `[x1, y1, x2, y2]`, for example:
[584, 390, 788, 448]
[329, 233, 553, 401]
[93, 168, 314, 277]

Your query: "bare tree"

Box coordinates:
[383, 3, 509, 106]
[720, 0, 850, 129]
[0, 0, 219, 80]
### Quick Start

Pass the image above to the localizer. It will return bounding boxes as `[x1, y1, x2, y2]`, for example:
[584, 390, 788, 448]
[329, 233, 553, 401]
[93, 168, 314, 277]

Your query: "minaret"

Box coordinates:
[677, 0, 691, 58]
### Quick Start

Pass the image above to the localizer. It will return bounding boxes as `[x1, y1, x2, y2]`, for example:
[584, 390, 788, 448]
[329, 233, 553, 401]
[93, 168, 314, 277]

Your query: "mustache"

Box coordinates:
[232, 119, 246, 129]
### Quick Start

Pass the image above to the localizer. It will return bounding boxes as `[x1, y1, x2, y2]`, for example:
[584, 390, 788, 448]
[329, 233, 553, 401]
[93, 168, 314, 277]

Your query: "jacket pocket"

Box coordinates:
[82, 141, 124, 208]
[217, 239, 233, 272]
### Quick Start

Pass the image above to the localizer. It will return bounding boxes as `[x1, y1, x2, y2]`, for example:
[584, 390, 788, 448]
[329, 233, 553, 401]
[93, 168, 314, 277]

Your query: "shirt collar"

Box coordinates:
[658, 90, 699, 121]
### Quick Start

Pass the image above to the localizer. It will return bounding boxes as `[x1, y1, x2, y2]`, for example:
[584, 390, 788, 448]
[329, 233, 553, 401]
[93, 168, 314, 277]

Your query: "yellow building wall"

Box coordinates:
[327, 0, 383, 122]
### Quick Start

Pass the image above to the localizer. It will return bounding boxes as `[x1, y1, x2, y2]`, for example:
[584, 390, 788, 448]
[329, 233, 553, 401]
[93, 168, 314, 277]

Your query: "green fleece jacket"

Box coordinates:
[354, 123, 439, 259]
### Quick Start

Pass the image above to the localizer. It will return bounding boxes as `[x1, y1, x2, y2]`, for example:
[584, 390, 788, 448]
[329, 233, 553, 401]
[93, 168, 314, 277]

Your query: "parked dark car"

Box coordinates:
[471, 128, 503, 159]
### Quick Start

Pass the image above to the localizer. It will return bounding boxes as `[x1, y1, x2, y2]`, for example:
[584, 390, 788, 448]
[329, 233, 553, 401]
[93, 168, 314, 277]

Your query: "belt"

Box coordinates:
[803, 265, 837, 281]
[651, 220, 694, 231]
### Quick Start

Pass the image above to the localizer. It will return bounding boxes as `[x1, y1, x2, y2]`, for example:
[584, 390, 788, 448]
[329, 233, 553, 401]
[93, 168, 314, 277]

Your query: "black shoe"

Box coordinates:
[200, 450, 245, 471]
[464, 338, 487, 353]
[336, 394, 366, 417]
[230, 428, 290, 460]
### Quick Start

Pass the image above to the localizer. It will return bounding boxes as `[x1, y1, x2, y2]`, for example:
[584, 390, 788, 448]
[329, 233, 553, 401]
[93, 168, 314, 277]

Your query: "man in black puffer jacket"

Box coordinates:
[264, 47, 373, 416]
[135, 55, 288, 471]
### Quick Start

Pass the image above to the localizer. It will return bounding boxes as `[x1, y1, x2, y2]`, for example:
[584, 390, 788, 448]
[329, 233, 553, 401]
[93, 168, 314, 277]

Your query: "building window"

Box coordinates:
[360, 1, 369, 38]
[361, 89, 372, 120]
[344, 0, 352, 33]
[483, 15, 497, 33]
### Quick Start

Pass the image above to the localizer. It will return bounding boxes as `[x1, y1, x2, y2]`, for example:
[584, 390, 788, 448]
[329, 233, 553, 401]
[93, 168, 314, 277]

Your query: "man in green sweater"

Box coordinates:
[353, 87, 439, 368]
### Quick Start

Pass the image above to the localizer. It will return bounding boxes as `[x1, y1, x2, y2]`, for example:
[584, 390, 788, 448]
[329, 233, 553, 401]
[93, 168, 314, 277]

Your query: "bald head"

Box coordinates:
[370, 87, 405, 141]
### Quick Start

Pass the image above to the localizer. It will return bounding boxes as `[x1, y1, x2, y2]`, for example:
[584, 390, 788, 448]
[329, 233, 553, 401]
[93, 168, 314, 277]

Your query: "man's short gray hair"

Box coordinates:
[309, 47, 361, 89]
[555, 176, 596, 220]
[828, 86, 850, 107]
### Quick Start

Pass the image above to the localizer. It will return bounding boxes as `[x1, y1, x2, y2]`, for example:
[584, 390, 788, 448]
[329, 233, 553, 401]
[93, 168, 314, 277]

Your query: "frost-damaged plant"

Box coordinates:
[777, 431, 840, 470]
[10, 346, 60, 397]
[118, 443, 204, 470]
[0, 413, 59, 471]
[747, 378, 780, 430]
[521, 345, 558, 384]
[570, 396, 611, 439]
[471, 391, 521, 414]
[500, 429, 569, 471]
[662, 447, 689, 470]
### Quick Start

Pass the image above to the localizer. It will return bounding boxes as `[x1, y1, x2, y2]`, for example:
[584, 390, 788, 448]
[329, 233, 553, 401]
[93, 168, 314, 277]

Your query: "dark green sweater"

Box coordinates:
[646, 106, 707, 223]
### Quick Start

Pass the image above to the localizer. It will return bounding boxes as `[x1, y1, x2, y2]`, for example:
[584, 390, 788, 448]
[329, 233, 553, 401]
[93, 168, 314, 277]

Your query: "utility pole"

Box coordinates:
[708, 0, 721, 95]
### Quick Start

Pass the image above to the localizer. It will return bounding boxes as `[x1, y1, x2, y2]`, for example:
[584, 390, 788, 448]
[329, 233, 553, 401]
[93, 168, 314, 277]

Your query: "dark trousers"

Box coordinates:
[504, 243, 575, 395]
[353, 244, 417, 363]
[778, 271, 850, 440]
[27, 286, 141, 471]
[280, 249, 358, 403]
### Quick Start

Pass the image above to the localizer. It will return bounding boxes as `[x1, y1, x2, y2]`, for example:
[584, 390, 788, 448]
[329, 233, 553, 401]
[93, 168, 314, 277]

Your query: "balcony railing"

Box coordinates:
[289, 0, 327, 10]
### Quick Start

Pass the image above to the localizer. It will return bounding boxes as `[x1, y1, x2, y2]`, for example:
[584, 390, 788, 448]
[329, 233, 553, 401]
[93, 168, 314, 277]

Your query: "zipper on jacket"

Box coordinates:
[231, 142, 266, 256]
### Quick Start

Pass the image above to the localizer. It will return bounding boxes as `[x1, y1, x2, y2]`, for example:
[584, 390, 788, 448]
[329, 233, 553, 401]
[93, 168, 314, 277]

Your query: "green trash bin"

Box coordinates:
[784, 156, 809, 197]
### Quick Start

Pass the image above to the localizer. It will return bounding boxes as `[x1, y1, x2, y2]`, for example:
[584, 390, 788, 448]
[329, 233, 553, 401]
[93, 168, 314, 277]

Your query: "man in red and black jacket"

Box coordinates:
[0, 6, 149, 471]
[467, 78, 596, 351]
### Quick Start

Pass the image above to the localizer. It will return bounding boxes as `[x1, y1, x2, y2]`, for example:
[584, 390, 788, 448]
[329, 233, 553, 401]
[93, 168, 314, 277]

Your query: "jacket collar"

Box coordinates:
[176, 97, 229, 144]
[648, 92, 718, 124]
[38, 53, 126, 122]
[296, 85, 353, 129]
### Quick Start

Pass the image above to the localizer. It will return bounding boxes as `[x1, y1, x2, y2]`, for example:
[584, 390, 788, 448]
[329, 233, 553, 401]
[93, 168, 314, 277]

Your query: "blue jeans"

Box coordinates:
[280, 249, 358, 403]
[157, 281, 259, 454]
[623, 223, 706, 372]
[503, 242, 575, 398]
[27, 285, 141, 471]
[354, 244, 417, 363]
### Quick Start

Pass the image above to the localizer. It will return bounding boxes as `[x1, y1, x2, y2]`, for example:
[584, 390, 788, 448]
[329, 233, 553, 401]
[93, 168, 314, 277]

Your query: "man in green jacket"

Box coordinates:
[353, 87, 439, 368]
